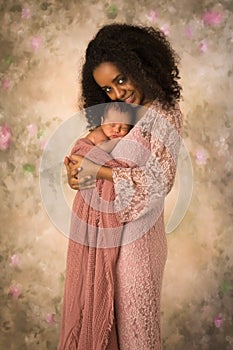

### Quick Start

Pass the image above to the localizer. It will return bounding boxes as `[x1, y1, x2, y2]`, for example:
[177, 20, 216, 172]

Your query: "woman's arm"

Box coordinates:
[65, 135, 116, 190]
[110, 104, 183, 222]
[97, 138, 121, 153]
[65, 154, 114, 190]
[66, 104, 183, 207]
[64, 155, 101, 190]
[96, 164, 113, 181]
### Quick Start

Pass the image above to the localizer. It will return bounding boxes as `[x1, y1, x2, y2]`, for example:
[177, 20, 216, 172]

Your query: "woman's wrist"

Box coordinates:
[96, 165, 113, 182]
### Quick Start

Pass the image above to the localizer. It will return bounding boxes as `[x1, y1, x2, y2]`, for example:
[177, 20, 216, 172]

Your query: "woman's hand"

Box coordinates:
[64, 156, 79, 190]
[64, 155, 100, 190]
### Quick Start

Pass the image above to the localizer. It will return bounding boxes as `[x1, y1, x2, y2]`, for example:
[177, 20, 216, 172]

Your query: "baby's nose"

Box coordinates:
[113, 124, 120, 132]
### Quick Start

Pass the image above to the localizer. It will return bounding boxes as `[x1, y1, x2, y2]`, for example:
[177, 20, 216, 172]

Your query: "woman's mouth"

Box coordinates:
[124, 93, 135, 104]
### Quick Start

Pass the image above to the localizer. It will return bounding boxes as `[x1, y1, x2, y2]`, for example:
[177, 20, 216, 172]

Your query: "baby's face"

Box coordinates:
[101, 110, 132, 139]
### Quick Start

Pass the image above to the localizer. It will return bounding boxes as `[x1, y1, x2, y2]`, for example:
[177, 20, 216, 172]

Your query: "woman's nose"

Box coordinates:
[113, 86, 125, 100]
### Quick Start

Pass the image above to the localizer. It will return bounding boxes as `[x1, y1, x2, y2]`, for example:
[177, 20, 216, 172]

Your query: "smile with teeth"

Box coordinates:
[124, 92, 135, 104]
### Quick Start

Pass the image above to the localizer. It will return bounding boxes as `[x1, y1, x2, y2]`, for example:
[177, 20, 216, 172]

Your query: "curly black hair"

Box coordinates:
[80, 23, 182, 127]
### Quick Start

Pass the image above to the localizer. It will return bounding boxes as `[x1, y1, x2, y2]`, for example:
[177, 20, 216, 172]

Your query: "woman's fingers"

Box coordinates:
[71, 168, 78, 177]
[64, 156, 72, 173]
[67, 170, 95, 190]
[64, 154, 96, 190]
[64, 156, 70, 166]
[69, 162, 83, 174]
[70, 179, 95, 191]
[78, 174, 95, 189]
[69, 154, 83, 163]
[69, 177, 79, 190]
[71, 168, 84, 179]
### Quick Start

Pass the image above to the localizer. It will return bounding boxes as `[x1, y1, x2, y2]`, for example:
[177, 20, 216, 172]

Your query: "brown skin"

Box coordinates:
[101, 109, 132, 139]
[87, 109, 132, 145]
[65, 62, 153, 190]
[93, 62, 149, 106]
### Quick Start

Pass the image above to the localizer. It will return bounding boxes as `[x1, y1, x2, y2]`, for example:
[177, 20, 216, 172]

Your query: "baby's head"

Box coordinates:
[101, 102, 133, 139]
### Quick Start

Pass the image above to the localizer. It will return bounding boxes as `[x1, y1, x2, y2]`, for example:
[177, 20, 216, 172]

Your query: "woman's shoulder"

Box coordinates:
[150, 100, 183, 133]
[151, 99, 182, 116]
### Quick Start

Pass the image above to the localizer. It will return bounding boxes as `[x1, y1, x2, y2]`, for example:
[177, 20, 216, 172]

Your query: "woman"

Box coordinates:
[59, 24, 183, 350]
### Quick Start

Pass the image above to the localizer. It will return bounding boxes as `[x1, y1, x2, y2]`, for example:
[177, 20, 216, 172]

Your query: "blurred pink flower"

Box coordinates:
[9, 285, 21, 298]
[31, 36, 42, 51]
[160, 24, 170, 36]
[27, 123, 38, 137]
[199, 41, 208, 53]
[214, 315, 223, 328]
[203, 11, 223, 26]
[21, 8, 31, 19]
[10, 254, 20, 267]
[45, 313, 56, 324]
[195, 149, 208, 165]
[146, 10, 158, 22]
[2, 78, 11, 90]
[184, 25, 194, 38]
[0, 123, 12, 151]
[40, 138, 48, 150]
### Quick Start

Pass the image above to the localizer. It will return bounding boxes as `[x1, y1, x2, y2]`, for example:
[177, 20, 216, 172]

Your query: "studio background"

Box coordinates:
[0, 0, 232, 349]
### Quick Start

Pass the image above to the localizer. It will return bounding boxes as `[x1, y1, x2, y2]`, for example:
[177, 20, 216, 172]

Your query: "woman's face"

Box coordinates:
[93, 62, 149, 106]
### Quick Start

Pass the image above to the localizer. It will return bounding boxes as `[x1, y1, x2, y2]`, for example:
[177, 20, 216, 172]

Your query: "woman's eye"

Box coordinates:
[118, 77, 125, 84]
[104, 87, 111, 93]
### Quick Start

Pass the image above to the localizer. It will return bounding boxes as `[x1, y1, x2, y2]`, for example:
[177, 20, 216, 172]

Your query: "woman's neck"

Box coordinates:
[135, 100, 153, 123]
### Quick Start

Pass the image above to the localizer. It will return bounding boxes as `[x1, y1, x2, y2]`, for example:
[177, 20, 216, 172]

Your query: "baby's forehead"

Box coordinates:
[104, 108, 132, 122]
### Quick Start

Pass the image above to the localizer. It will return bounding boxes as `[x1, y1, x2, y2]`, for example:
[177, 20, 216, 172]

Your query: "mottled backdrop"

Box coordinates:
[0, 0, 232, 349]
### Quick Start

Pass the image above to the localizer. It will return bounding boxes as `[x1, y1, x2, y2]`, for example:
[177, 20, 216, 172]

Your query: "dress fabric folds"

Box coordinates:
[58, 101, 183, 350]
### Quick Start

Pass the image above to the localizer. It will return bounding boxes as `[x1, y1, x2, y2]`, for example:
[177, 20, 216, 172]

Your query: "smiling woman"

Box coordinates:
[93, 62, 148, 105]
[59, 23, 183, 350]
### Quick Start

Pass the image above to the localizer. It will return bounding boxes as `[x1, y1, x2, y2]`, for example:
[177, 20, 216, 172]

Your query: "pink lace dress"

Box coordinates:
[110, 100, 183, 349]
[58, 100, 182, 350]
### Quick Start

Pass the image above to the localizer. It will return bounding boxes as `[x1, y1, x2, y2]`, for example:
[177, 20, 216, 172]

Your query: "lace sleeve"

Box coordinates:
[112, 104, 183, 222]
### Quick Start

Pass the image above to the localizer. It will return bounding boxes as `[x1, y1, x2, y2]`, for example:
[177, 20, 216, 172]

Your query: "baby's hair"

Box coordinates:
[103, 102, 133, 121]
[88, 102, 134, 132]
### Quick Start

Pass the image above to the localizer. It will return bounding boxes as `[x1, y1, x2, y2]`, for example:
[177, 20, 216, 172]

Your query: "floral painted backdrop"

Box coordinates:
[0, 0, 232, 349]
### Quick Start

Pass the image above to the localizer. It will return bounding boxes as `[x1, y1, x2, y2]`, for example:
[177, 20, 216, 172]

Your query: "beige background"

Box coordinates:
[0, 1, 232, 349]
